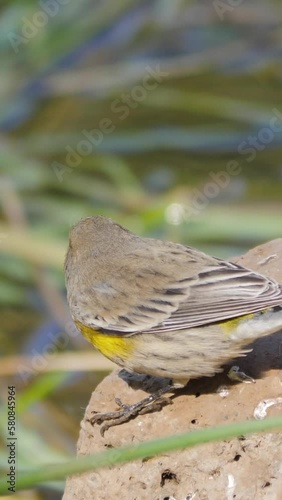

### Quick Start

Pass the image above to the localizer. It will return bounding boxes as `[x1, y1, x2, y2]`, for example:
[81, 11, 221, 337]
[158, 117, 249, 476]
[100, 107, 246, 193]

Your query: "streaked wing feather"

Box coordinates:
[145, 263, 282, 333]
[84, 252, 282, 334]
[100, 261, 282, 334]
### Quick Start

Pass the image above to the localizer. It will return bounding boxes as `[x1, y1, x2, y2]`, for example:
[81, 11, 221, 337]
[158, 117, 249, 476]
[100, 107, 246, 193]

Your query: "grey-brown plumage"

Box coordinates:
[65, 216, 282, 433]
[65, 215, 282, 336]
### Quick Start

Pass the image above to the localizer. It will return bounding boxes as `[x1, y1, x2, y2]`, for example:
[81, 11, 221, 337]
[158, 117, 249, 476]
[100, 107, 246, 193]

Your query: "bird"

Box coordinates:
[65, 215, 282, 434]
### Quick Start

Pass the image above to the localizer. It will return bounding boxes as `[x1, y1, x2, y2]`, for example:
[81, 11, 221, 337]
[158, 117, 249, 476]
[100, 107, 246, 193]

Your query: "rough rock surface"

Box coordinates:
[63, 240, 282, 500]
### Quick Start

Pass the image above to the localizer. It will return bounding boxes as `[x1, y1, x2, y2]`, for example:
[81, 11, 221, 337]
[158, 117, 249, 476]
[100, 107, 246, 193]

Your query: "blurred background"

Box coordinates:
[1, 0, 282, 497]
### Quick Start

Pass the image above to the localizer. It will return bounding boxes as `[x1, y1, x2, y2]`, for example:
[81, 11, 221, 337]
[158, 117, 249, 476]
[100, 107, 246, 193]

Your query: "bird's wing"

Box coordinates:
[147, 261, 282, 333]
[85, 256, 282, 334]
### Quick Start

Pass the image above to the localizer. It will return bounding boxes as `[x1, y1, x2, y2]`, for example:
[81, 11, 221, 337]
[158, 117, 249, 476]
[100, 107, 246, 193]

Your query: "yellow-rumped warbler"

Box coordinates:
[65, 216, 282, 433]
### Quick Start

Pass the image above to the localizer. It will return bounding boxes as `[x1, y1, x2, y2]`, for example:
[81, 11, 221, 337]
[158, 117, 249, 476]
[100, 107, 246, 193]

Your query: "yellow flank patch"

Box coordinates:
[220, 313, 255, 335]
[75, 321, 134, 361]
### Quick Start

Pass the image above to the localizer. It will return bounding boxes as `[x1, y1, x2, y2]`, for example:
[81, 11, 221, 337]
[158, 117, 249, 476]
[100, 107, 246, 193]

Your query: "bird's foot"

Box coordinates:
[89, 383, 175, 436]
[228, 365, 255, 383]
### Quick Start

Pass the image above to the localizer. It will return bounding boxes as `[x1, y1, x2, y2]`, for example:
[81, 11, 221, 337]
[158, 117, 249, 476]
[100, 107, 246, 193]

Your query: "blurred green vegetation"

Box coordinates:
[0, 0, 282, 497]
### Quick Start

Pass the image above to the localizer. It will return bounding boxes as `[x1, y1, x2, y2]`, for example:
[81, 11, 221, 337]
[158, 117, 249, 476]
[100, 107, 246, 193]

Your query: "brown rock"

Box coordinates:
[63, 240, 282, 500]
